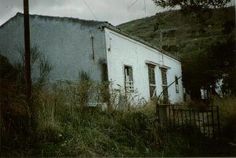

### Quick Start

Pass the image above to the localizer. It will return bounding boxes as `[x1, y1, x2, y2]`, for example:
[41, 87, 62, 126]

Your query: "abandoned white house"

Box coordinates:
[0, 13, 183, 104]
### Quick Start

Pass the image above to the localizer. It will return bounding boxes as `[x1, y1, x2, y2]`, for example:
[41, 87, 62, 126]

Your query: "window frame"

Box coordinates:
[160, 67, 169, 103]
[147, 64, 157, 98]
[124, 65, 134, 93]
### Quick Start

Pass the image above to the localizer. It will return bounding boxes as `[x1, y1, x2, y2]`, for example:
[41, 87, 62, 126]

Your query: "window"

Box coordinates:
[200, 88, 208, 100]
[175, 76, 179, 93]
[160, 67, 168, 103]
[148, 64, 156, 97]
[124, 65, 134, 93]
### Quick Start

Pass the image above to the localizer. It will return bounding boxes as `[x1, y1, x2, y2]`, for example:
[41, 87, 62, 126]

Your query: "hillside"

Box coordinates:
[118, 7, 235, 56]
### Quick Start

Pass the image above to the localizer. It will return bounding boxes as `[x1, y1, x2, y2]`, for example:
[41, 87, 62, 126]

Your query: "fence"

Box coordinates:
[156, 104, 221, 138]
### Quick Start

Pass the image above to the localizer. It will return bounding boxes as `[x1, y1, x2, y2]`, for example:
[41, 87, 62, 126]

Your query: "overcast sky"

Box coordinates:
[0, 0, 166, 26]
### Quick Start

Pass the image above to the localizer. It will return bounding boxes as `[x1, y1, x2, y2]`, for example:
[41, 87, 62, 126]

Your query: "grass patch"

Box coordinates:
[1, 80, 235, 156]
[213, 97, 236, 142]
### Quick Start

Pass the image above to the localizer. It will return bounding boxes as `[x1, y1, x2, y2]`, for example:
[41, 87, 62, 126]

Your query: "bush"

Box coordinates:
[214, 97, 236, 142]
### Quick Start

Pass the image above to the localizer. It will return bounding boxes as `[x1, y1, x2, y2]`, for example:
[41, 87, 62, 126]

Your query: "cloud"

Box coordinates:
[0, 0, 160, 26]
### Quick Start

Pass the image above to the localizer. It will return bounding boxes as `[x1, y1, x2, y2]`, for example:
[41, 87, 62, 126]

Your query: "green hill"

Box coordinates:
[118, 7, 235, 56]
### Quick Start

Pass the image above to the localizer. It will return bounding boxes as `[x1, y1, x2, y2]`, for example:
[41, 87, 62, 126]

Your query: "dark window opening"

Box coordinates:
[101, 63, 108, 81]
[148, 64, 156, 97]
[124, 65, 134, 93]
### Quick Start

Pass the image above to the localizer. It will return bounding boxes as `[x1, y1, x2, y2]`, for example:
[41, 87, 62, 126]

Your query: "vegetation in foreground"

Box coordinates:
[0, 53, 236, 157]
[1, 82, 236, 156]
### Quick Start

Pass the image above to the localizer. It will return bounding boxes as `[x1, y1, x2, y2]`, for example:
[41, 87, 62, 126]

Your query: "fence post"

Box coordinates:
[185, 109, 188, 126]
[206, 110, 210, 137]
[211, 106, 215, 138]
[193, 110, 196, 127]
[202, 112, 205, 136]
[197, 111, 200, 132]
[168, 105, 171, 127]
[181, 109, 184, 126]
[173, 108, 176, 128]
[189, 110, 192, 125]
[216, 106, 221, 137]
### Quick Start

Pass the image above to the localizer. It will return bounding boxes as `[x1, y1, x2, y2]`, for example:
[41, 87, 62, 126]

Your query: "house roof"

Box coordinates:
[0, 13, 180, 61]
[0, 12, 107, 29]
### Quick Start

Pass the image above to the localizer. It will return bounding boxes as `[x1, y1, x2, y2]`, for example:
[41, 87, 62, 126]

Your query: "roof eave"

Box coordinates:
[101, 25, 181, 61]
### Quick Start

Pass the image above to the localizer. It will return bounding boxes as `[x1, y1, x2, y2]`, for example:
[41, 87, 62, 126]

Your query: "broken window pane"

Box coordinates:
[124, 65, 134, 93]
[148, 64, 156, 97]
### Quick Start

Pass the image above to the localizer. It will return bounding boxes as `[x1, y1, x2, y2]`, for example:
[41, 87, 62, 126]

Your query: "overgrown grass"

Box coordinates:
[32, 87, 159, 157]
[3, 84, 236, 157]
[1, 77, 235, 157]
[1, 54, 235, 156]
[213, 97, 236, 142]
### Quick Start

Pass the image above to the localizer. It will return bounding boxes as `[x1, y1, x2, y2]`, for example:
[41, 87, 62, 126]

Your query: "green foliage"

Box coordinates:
[0, 46, 53, 156]
[32, 94, 236, 157]
[214, 97, 236, 142]
[152, 0, 230, 10]
[1, 79, 235, 156]
[0, 54, 30, 147]
[207, 37, 236, 95]
[78, 71, 92, 108]
[18, 46, 52, 87]
[33, 89, 158, 157]
[182, 36, 235, 97]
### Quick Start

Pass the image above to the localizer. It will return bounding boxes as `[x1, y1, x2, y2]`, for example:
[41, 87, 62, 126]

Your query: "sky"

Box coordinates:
[0, 0, 165, 26]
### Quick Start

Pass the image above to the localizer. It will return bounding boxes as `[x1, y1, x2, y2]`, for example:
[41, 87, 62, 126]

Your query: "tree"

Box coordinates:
[153, 0, 230, 10]
[152, 0, 234, 99]
[207, 36, 236, 95]
[182, 36, 236, 99]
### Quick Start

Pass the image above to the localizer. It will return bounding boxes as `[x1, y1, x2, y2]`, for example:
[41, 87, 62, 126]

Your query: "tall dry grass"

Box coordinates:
[213, 97, 236, 142]
[31, 82, 161, 156]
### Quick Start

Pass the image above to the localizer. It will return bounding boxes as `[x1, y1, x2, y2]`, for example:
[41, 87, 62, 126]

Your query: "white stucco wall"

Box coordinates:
[105, 28, 183, 104]
[0, 13, 107, 83]
[0, 13, 183, 104]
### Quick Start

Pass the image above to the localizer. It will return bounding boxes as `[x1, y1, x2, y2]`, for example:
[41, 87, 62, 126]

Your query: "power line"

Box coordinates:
[128, 0, 147, 16]
[81, 0, 97, 20]
[128, 0, 139, 9]
[143, 0, 147, 16]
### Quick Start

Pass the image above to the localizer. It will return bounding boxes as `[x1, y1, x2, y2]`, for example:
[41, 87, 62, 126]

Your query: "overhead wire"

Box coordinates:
[81, 0, 97, 20]
[143, 0, 147, 16]
[128, 0, 147, 17]
[127, 0, 139, 9]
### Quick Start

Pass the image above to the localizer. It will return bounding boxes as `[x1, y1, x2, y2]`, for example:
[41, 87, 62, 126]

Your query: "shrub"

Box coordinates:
[213, 97, 236, 142]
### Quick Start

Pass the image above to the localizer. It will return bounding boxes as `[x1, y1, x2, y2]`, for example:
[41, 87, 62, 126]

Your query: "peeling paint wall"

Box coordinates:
[0, 14, 107, 82]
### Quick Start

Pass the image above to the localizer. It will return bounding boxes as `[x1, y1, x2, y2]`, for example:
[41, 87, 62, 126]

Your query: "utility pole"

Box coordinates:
[23, 0, 32, 103]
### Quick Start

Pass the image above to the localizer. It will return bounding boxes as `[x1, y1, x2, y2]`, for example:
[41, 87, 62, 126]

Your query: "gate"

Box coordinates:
[156, 104, 221, 138]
